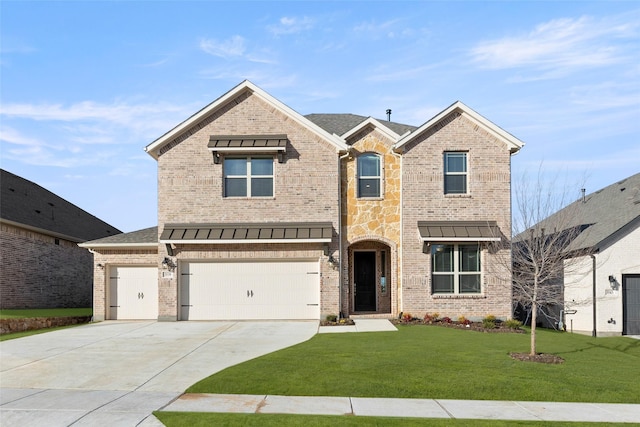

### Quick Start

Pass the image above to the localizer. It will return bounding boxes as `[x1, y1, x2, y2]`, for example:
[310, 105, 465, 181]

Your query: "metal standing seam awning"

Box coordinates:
[160, 222, 333, 245]
[418, 221, 501, 242]
[208, 134, 288, 163]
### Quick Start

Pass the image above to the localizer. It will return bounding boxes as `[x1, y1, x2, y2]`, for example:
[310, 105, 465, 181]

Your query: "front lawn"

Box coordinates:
[188, 325, 640, 403]
[0, 308, 92, 319]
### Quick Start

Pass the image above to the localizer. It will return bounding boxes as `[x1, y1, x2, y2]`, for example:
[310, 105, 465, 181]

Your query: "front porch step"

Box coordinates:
[349, 313, 396, 320]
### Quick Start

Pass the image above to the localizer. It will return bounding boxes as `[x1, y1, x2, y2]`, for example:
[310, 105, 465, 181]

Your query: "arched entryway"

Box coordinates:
[348, 240, 395, 315]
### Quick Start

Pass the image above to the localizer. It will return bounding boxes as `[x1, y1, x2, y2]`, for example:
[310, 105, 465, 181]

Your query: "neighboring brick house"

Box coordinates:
[81, 80, 524, 322]
[1, 169, 121, 309]
[535, 173, 639, 336]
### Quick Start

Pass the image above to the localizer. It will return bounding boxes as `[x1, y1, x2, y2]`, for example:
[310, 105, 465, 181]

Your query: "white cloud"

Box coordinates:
[0, 126, 43, 146]
[199, 35, 246, 58]
[268, 16, 315, 36]
[470, 13, 639, 76]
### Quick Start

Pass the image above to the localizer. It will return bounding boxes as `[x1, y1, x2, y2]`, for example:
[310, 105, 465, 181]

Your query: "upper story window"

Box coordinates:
[444, 152, 467, 194]
[358, 153, 381, 198]
[431, 243, 481, 294]
[224, 156, 273, 198]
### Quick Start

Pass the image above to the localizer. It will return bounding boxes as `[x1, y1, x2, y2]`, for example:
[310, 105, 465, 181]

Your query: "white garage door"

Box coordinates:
[180, 260, 320, 320]
[108, 266, 158, 320]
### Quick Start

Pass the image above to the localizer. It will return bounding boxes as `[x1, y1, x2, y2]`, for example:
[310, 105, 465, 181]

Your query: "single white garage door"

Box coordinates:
[108, 266, 158, 320]
[180, 260, 320, 320]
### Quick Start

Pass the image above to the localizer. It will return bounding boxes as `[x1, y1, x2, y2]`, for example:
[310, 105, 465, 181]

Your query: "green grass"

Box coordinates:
[0, 308, 92, 319]
[187, 325, 640, 403]
[154, 412, 637, 427]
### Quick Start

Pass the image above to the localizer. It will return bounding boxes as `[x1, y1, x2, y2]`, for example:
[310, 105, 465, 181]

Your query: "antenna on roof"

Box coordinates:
[386, 109, 391, 121]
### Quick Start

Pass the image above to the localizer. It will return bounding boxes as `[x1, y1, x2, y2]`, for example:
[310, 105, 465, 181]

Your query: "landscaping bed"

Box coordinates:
[390, 313, 525, 334]
[0, 316, 91, 334]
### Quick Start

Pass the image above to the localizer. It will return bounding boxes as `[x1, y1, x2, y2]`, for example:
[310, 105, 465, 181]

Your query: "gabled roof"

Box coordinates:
[1, 169, 121, 243]
[305, 113, 416, 138]
[393, 101, 524, 154]
[78, 226, 158, 249]
[527, 173, 640, 253]
[145, 80, 348, 159]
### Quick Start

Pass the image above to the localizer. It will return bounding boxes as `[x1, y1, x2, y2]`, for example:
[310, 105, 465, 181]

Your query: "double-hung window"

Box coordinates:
[358, 153, 381, 198]
[444, 152, 467, 194]
[431, 244, 481, 294]
[224, 157, 273, 197]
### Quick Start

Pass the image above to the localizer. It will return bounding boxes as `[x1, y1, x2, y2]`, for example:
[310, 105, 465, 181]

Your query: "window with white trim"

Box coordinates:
[224, 157, 273, 197]
[358, 153, 381, 198]
[444, 152, 467, 194]
[431, 244, 481, 294]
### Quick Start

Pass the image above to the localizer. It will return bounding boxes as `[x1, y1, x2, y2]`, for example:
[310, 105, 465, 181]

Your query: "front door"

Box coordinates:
[623, 274, 640, 335]
[354, 251, 376, 311]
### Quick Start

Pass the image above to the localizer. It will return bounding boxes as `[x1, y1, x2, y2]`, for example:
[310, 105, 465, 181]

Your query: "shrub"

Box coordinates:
[483, 314, 496, 322]
[482, 319, 496, 329]
[326, 314, 338, 323]
[441, 316, 452, 324]
[504, 319, 523, 329]
[423, 312, 440, 323]
[458, 316, 471, 325]
[402, 312, 414, 322]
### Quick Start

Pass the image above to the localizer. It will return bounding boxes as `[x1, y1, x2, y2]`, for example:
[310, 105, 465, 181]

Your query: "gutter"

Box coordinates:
[590, 254, 597, 337]
[338, 148, 351, 319]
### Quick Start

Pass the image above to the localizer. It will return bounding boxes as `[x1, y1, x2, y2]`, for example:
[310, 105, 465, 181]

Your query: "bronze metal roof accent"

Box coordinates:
[208, 135, 287, 150]
[418, 221, 501, 241]
[160, 222, 332, 244]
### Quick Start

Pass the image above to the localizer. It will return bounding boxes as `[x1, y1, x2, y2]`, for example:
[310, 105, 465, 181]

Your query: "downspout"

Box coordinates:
[338, 148, 351, 319]
[590, 254, 597, 337]
[391, 147, 403, 316]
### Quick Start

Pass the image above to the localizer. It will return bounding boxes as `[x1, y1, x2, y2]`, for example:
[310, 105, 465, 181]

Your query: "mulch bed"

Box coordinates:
[389, 319, 526, 334]
[319, 319, 355, 326]
[509, 352, 565, 364]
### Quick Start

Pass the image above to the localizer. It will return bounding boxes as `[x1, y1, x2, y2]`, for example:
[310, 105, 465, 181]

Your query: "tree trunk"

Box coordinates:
[530, 301, 537, 356]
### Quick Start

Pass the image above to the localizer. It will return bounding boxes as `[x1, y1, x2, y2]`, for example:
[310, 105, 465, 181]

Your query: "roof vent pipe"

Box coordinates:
[581, 188, 586, 203]
[386, 109, 392, 121]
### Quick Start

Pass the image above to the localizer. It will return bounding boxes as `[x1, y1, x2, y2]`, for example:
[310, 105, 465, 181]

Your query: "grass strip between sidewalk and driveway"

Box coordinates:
[187, 325, 640, 404]
[154, 412, 636, 426]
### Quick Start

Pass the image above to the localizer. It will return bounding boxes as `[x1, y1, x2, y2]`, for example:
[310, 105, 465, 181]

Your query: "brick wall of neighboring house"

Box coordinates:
[90, 249, 158, 321]
[156, 91, 340, 320]
[341, 127, 402, 316]
[0, 222, 93, 309]
[400, 112, 513, 320]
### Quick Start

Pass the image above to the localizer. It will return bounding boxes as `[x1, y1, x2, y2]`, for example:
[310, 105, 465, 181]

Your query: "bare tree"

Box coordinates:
[492, 167, 591, 356]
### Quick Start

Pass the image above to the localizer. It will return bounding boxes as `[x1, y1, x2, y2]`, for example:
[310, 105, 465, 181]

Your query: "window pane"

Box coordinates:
[460, 245, 480, 272]
[224, 158, 247, 176]
[358, 154, 380, 177]
[432, 245, 453, 272]
[445, 153, 467, 173]
[432, 275, 454, 293]
[459, 274, 481, 293]
[358, 178, 380, 197]
[225, 178, 246, 197]
[445, 175, 467, 194]
[251, 158, 273, 175]
[251, 178, 273, 197]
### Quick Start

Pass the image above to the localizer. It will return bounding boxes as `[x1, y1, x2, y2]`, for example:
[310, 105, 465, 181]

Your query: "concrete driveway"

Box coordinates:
[0, 320, 318, 426]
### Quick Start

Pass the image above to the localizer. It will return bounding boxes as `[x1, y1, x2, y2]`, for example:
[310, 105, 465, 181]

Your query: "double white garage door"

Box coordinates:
[180, 260, 320, 320]
[108, 261, 320, 320]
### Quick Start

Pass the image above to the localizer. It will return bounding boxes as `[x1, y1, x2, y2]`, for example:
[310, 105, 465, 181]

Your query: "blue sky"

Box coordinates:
[1, 1, 638, 233]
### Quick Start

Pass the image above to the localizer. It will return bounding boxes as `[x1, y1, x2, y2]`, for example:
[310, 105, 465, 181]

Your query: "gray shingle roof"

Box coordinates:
[80, 226, 158, 246]
[305, 113, 417, 138]
[1, 169, 122, 242]
[530, 173, 640, 252]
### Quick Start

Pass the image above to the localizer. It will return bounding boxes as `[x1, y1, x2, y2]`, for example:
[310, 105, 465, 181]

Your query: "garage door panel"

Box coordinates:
[181, 260, 320, 320]
[109, 266, 158, 320]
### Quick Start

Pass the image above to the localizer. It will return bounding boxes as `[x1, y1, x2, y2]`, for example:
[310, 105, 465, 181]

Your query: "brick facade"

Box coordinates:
[0, 223, 93, 308]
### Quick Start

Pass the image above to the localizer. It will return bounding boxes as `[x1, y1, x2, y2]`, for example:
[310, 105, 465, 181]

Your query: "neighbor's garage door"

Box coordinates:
[180, 260, 320, 320]
[108, 266, 158, 320]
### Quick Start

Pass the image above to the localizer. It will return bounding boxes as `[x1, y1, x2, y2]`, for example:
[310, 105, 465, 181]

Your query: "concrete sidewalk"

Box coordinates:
[163, 393, 640, 423]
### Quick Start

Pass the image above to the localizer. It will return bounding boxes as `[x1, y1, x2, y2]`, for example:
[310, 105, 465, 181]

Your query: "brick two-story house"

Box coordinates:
[81, 80, 523, 322]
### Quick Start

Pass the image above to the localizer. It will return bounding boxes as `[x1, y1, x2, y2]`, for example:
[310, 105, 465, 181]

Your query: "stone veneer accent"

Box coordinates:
[341, 127, 401, 316]
[1, 223, 93, 309]
[156, 92, 340, 320]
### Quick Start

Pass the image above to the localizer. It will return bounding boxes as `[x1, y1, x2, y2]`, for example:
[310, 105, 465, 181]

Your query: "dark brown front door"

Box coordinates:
[354, 251, 376, 311]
